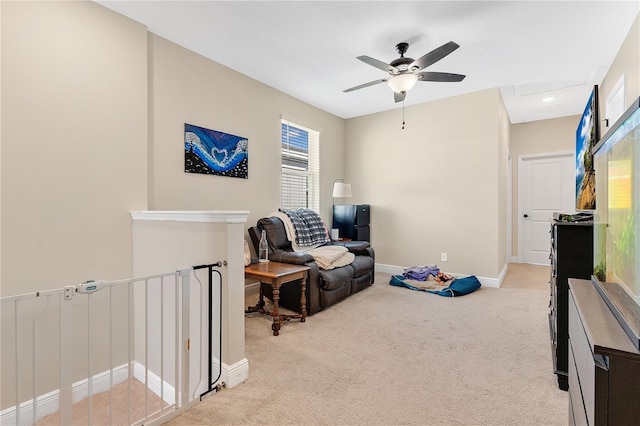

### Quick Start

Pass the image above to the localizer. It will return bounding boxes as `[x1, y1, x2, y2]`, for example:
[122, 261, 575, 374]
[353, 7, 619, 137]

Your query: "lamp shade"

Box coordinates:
[332, 182, 352, 198]
[387, 73, 418, 93]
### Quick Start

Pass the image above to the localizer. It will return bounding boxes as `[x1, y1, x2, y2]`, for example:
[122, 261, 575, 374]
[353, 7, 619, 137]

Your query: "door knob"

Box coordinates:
[523, 214, 529, 218]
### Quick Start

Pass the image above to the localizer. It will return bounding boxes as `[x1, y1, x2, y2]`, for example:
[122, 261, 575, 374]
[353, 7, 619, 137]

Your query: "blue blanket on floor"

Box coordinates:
[427, 275, 481, 297]
[390, 274, 481, 297]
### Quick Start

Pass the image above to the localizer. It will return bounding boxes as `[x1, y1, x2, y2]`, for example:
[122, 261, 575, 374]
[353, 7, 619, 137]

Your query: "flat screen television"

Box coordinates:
[592, 96, 640, 349]
[575, 86, 600, 211]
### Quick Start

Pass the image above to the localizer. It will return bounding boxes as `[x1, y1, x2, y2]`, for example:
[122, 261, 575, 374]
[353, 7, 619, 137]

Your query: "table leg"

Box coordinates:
[244, 269, 308, 336]
[272, 285, 281, 336]
[300, 274, 307, 322]
[257, 282, 265, 309]
[245, 282, 267, 314]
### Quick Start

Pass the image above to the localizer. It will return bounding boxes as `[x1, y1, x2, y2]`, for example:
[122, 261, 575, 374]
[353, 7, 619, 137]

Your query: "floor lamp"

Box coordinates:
[332, 179, 352, 206]
[331, 179, 352, 240]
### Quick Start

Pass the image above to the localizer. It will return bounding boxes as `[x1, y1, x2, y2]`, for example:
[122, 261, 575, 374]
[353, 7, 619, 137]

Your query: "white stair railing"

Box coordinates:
[0, 265, 222, 426]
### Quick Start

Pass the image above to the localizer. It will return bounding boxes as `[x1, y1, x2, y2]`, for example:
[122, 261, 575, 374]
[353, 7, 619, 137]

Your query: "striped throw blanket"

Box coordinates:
[280, 208, 330, 247]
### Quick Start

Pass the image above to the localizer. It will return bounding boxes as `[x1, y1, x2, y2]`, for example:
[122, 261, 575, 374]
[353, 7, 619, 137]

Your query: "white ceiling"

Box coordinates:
[96, 1, 639, 123]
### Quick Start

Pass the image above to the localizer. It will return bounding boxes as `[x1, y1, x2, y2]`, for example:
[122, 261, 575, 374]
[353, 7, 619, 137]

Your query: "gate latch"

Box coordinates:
[64, 285, 76, 300]
[77, 280, 108, 294]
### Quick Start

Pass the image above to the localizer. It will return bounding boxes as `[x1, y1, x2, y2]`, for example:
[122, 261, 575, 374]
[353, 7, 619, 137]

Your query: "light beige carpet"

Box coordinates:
[168, 263, 566, 425]
[36, 377, 167, 425]
[501, 263, 550, 290]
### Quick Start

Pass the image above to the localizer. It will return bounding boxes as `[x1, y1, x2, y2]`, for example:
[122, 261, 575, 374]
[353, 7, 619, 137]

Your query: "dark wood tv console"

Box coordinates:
[568, 279, 640, 425]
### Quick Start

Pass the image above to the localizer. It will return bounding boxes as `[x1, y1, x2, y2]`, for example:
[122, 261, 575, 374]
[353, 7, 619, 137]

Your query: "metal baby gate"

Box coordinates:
[0, 262, 223, 425]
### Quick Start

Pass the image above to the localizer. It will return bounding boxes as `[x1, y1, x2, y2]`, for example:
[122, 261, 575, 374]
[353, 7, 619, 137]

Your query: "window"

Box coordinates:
[281, 120, 320, 211]
[606, 74, 625, 128]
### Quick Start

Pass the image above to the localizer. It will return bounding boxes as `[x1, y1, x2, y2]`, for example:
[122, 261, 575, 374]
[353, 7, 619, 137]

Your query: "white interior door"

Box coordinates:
[519, 152, 575, 264]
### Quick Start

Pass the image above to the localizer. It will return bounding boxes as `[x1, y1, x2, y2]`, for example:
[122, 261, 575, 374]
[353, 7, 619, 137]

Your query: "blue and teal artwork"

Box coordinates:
[185, 123, 248, 178]
[575, 88, 597, 210]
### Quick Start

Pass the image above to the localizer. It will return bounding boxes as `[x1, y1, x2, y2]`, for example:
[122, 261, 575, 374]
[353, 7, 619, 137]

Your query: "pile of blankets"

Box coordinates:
[402, 265, 454, 284]
[404, 265, 446, 281]
[389, 265, 481, 297]
[271, 209, 355, 270]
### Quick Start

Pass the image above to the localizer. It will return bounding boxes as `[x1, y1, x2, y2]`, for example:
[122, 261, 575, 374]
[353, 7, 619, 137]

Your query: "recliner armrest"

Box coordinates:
[269, 250, 314, 265]
[333, 240, 371, 256]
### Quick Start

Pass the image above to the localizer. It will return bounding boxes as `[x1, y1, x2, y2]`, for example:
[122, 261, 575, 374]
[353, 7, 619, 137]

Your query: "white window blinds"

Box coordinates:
[281, 120, 320, 212]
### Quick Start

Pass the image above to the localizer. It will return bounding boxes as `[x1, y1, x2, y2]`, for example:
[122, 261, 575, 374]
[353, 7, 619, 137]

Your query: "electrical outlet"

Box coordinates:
[441, 252, 448, 262]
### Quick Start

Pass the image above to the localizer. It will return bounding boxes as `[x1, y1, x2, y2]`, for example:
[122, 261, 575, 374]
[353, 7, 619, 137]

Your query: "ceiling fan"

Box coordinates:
[343, 41, 466, 103]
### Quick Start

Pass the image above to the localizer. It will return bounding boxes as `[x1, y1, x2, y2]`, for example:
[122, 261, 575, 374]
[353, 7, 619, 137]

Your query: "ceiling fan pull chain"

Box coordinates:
[402, 99, 406, 129]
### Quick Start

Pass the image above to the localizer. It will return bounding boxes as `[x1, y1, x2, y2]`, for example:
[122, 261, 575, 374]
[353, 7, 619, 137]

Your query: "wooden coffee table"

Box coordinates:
[244, 261, 310, 336]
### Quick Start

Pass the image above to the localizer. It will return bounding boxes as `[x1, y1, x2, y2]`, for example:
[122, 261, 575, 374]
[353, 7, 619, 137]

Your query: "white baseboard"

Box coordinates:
[133, 361, 175, 405]
[495, 263, 509, 288]
[0, 363, 130, 425]
[375, 263, 503, 288]
[222, 358, 249, 389]
[1, 361, 181, 425]
[375, 263, 404, 276]
[141, 359, 249, 425]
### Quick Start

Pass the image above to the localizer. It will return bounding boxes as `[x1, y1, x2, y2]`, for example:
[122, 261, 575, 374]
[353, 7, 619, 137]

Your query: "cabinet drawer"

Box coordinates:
[549, 312, 556, 346]
[569, 291, 595, 426]
[568, 341, 588, 426]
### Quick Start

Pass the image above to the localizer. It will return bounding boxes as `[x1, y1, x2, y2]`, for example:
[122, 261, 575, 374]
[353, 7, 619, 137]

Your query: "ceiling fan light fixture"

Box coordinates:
[387, 73, 418, 93]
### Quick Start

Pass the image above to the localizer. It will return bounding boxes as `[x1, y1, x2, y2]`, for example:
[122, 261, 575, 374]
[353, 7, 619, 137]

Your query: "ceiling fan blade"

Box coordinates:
[417, 71, 466, 82]
[356, 55, 398, 73]
[394, 91, 406, 103]
[343, 78, 388, 93]
[411, 41, 460, 70]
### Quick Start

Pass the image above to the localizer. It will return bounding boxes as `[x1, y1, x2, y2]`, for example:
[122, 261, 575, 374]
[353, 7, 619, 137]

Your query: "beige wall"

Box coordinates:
[497, 94, 510, 271]
[1, 0, 148, 408]
[599, 13, 640, 130]
[345, 88, 506, 280]
[509, 115, 579, 257]
[0, 0, 3, 294]
[148, 34, 345, 234]
[1, 1, 148, 296]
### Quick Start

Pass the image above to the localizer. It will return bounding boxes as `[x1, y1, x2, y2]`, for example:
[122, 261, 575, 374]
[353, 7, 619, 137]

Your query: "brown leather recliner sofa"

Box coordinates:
[248, 216, 375, 316]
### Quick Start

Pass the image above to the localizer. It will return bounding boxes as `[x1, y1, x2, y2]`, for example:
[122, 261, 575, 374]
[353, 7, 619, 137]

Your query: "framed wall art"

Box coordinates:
[184, 123, 248, 178]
